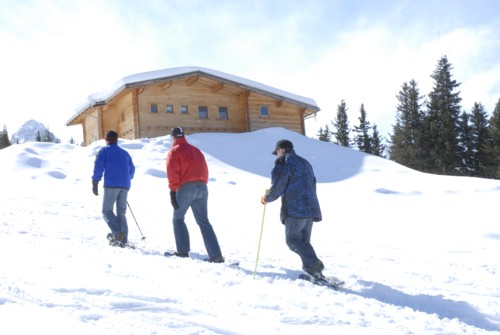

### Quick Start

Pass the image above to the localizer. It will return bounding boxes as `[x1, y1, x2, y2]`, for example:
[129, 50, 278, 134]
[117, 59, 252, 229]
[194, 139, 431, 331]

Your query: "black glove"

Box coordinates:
[92, 180, 99, 196]
[170, 191, 179, 209]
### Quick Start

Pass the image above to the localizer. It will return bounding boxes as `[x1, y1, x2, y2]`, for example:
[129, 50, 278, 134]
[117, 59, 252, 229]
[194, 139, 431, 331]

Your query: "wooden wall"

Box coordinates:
[246, 93, 304, 134]
[135, 76, 249, 138]
[81, 108, 100, 146]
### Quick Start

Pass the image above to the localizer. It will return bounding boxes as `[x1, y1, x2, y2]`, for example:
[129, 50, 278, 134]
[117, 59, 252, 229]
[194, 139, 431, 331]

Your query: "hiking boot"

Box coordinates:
[108, 232, 126, 248]
[114, 232, 126, 242]
[303, 260, 325, 279]
[204, 255, 225, 263]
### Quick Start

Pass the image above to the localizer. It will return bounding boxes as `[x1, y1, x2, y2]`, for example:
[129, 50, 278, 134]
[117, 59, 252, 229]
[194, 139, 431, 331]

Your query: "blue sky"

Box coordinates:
[1, 0, 499, 143]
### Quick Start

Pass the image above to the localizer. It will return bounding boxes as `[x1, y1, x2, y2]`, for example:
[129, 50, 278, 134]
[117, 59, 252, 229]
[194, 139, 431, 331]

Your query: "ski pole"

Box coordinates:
[127, 201, 146, 240]
[253, 203, 267, 278]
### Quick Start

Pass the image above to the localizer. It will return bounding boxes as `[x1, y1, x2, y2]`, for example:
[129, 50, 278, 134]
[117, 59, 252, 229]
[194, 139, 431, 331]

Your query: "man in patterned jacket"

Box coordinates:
[261, 139, 324, 279]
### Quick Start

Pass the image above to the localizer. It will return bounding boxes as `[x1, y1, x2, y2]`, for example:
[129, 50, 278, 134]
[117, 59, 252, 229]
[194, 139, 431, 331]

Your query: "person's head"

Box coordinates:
[171, 127, 185, 139]
[105, 130, 118, 144]
[272, 139, 293, 157]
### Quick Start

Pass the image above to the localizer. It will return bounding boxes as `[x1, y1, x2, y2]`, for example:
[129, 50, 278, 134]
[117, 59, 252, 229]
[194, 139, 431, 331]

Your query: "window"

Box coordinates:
[181, 105, 188, 114]
[259, 105, 269, 116]
[198, 106, 208, 119]
[165, 104, 173, 113]
[150, 103, 158, 113]
[218, 107, 228, 120]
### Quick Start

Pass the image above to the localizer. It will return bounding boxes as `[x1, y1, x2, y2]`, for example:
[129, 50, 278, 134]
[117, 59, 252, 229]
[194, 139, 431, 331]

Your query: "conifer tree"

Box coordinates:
[457, 110, 473, 176]
[371, 124, 385, 157]
[0, 124, 11, 149]
[43, 129, 54, 142]
[317, 125, 332, 142]
[422, 56, 462, 175]
[40, 128, 60, 143]
[484, 98, 500, 178]
[389, 80, 425, 170]
[468, 102, 491, 177]
[353, 104, 372, 153]
[332, 100, 351, 147]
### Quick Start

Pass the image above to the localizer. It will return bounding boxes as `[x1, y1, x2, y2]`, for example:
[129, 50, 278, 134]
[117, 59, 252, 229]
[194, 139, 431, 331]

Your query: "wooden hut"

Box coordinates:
[66, 66, 320, 146]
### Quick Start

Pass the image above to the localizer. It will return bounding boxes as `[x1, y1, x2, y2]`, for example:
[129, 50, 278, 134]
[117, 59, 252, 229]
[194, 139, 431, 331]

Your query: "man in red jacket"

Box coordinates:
[165, 127, 224, 263]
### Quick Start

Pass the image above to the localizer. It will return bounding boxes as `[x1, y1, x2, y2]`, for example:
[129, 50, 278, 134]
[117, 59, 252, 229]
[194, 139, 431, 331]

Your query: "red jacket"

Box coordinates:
[166, 137, 208, 191]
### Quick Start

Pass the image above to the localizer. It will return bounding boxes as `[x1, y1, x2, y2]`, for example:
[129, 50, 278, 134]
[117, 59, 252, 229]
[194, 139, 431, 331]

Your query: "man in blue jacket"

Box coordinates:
[92, 130, 135, 247]
[261, 139, 324, 279]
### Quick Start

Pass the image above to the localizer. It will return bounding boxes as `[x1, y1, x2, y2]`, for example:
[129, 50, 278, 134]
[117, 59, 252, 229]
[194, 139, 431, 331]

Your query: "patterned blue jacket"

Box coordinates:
[266, 149, 322, 223]
[92, 143, 135, 189]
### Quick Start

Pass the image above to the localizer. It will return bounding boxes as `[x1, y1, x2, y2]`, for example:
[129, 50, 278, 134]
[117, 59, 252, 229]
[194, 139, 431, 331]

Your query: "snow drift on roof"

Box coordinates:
[70, 66, 318, 121]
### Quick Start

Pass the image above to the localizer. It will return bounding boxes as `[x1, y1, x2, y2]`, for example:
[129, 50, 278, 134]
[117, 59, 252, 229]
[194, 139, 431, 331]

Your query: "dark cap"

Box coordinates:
[105, 130, 118, 143]
[272, 139, 293, 155]
[171, 127, 185, 138]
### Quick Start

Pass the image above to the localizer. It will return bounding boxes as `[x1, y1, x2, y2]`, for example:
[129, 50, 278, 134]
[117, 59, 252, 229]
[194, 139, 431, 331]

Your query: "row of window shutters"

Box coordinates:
[149, 104, 270, 118]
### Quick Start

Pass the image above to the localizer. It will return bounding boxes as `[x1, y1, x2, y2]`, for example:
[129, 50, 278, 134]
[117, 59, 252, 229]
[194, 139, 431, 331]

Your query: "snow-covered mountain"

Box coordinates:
[10, 119, 57, 144]
[0, 127, 499, 334]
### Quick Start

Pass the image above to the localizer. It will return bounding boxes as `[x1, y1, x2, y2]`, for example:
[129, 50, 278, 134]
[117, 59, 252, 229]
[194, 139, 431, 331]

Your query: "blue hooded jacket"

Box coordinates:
[92, 143, 135, 189]
[265, 149, 322, 223]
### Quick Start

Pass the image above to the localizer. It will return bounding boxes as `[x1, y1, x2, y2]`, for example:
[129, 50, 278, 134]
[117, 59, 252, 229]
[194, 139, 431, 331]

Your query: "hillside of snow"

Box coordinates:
[0, 127, 499, 334]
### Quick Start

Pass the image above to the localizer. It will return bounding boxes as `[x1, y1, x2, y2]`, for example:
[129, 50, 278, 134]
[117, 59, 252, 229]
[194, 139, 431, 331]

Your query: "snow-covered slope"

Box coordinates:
[1, 127, 499, 334]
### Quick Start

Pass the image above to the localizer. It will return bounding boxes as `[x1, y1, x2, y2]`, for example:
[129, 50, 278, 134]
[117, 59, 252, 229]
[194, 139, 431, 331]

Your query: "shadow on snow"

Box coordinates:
[242, 265, 499, 332]
[344, 280, 500, 332]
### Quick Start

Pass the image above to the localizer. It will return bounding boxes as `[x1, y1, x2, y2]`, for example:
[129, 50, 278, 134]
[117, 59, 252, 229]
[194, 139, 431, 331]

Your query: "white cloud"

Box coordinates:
[1, 0, 499, 143]
[303, 21, 500, 138]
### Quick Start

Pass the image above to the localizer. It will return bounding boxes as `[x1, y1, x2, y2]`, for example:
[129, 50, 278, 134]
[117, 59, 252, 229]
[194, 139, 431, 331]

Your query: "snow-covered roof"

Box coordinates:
[67, 66, 319, 125]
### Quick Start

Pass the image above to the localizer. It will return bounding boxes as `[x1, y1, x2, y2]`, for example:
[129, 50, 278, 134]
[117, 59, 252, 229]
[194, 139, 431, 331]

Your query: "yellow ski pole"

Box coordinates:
[254, 202, 267, 278]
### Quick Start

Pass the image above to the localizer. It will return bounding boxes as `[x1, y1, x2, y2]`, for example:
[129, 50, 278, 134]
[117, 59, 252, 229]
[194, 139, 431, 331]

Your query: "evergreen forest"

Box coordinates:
[319, 55, 500, 179]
